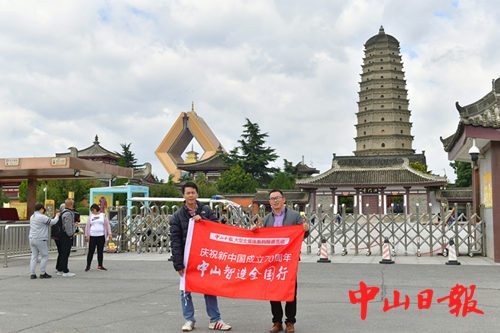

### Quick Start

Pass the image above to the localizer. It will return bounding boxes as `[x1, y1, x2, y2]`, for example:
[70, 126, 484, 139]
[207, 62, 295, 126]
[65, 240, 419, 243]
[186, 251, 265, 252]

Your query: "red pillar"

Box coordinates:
[27, 178, 37, 219]
[491, 141, 500, 262]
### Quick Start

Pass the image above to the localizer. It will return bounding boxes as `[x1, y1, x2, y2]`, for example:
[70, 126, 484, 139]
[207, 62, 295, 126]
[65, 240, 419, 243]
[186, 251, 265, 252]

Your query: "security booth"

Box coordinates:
[441, 77, 500, 262]
[89, 185, 149, 218]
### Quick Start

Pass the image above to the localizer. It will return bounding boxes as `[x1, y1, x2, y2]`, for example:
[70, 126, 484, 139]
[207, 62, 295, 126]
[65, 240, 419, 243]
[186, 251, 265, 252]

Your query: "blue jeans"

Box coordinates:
[181, 291, 221, 323]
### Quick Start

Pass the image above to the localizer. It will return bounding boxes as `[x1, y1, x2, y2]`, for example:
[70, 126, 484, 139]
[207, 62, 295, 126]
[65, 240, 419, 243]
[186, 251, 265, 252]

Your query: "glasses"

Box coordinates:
[269, 196, 282, 201]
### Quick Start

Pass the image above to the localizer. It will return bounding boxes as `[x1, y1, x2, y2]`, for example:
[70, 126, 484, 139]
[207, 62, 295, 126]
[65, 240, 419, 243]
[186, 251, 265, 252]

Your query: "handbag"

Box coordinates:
[107, 242, 116, 253]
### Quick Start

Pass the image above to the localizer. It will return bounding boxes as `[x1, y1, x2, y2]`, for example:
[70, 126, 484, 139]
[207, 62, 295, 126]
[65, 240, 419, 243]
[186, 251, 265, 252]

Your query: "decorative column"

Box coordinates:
[355, 188, 361, 214]
[312, 189, 317, 211]
[404, 186, 411, 214]
[425, 187, 431, 214]
[330, 187, 337, 214]
[380, 187, 386, 214]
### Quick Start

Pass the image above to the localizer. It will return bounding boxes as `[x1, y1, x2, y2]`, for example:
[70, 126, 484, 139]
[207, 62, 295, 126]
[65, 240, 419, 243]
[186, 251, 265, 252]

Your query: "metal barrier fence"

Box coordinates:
[0, 202, 484, 266]
[1, 222, 87, 267]
[113, 202, 484, 258]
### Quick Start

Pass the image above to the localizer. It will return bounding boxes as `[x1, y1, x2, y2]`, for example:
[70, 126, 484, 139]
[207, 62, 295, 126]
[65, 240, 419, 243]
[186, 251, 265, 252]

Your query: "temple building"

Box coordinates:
[56, 135, 157, 185]
[177, 145, 229, 181]
[296, 27, 447, 214]
[56, 135, 120, 164]
[441, 77, 500, 262]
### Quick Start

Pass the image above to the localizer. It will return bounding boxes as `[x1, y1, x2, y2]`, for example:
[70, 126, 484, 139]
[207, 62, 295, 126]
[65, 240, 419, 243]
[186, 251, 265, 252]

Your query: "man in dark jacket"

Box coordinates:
[170, 182, 232, 332]
[251, 189, 309, 333]
[57, 198, 78, 277]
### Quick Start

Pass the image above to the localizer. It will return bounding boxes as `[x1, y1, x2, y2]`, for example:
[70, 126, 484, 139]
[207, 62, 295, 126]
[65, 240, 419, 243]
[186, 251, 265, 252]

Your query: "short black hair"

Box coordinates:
[268, 189, 284, 197]
[90, 203, 100, 212]
[34, 203, 45, 211]
[182, 181, 198, 194]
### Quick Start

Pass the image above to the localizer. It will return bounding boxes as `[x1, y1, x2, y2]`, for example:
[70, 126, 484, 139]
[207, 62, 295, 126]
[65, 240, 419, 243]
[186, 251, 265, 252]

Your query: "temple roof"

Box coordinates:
[296, 154, 445, 187]
[56, 135, 119, 159]
[177, 146, 229, 172]
[440, 77, 500, 152]
[365, 26, 399, 48]
[297, 162, 319, 175]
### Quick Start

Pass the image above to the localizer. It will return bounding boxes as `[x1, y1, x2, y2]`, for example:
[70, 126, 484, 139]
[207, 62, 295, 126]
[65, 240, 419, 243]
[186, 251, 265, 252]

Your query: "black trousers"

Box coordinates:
[270, 281, 298, 324]
[54, 238, 63, 272]
[59, 234, 73, 273]
[87, 235, 105, 267]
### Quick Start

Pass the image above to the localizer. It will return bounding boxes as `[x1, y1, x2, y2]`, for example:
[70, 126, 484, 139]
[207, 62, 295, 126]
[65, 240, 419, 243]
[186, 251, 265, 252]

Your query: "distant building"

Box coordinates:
[155, 104, 226, 181]
[296, 27, 446, 214]
[56, 135, 158, 185]
[56, 135, 120, 164]
[177, 145, 229, 181]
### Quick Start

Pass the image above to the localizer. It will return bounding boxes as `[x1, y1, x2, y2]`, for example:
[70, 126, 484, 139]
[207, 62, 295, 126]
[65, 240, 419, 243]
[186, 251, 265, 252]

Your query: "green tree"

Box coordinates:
[450, 161, 472, 187]
[194, 173, 218, 198]
[224, 118, 278, 186]
[0, 188, 10, 204]
[283, 159, 299, 178]
[217, 165, 258, 194]
[19, 179, 102, 208]
[269, 172, 295, 190]
[149, 175, 182, 198]
[117, 143, 138, 168]
[179, 173, 194, 182]
[409, 161, 431, 174]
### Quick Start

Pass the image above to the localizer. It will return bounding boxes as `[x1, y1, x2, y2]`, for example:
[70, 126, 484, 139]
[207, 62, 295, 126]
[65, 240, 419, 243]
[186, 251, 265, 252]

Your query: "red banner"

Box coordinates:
[180, 219, 304, 302]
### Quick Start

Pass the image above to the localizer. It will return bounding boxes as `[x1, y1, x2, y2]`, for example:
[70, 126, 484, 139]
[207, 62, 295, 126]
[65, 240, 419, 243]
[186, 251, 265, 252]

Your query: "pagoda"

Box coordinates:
[297, 27, 446, 215]
[355, 26, 414, 156]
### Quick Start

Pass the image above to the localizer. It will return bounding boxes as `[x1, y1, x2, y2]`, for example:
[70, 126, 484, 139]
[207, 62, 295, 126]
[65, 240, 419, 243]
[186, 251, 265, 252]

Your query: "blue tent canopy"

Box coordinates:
[89, 185, 149, 216]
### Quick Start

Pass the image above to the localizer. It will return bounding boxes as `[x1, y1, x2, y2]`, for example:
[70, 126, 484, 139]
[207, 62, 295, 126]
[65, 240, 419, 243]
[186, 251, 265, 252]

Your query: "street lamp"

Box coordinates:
[43, 187, 47, 202]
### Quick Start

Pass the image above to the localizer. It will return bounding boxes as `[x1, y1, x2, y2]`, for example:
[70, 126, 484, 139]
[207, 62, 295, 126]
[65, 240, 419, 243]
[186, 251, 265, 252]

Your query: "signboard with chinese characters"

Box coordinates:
[181, 219, 304, 301]
[361, 188, 379, 194]
[5, 158, 19, 166]
[483, 172, 492, 208]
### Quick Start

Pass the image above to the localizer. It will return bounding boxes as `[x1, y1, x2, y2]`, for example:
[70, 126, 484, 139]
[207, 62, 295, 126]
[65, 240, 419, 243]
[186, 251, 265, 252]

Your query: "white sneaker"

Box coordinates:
[208, 320, 232, 331]
[182, 320, 195, 332]
[56, 271, 63, 276]
[62, 272, 76, 277]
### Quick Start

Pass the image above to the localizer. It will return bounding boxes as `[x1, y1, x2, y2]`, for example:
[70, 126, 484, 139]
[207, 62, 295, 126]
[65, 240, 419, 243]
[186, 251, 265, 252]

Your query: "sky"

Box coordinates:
[1, 0, 499, 183]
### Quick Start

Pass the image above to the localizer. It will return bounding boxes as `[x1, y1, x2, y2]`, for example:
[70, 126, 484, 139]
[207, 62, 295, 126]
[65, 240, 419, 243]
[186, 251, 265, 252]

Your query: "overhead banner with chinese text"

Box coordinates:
[181, 219, 304, 302]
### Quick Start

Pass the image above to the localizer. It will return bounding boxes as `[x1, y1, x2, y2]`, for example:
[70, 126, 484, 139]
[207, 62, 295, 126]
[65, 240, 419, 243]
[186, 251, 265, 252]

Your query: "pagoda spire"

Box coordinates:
[354, 27, 415, 156]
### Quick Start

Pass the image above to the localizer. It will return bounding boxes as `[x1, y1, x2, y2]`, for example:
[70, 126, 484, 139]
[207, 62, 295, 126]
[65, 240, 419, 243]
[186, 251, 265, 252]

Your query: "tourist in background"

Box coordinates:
[51, 203, 65, 274]
[58, 198, 78, 277]
[29, 203, 60, 279]
[85, 203, 112, 271]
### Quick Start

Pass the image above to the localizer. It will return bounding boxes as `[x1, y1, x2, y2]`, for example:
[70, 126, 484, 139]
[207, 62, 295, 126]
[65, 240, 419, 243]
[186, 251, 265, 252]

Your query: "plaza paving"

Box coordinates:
[0, 251, 499, 333]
